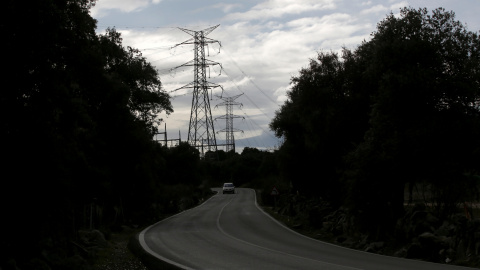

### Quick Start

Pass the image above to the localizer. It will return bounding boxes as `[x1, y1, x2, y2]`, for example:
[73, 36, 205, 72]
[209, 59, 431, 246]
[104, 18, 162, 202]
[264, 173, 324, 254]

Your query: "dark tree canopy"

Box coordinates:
[270, 7, 480, 233]
[2, 2, 480, 268]
[270, 50, 371, 203]
[1, 1, 174, 268]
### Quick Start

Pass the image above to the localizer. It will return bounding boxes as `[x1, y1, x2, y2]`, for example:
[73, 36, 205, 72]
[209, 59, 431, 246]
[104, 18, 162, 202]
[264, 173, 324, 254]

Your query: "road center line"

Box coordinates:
[215, 193, 362, 270]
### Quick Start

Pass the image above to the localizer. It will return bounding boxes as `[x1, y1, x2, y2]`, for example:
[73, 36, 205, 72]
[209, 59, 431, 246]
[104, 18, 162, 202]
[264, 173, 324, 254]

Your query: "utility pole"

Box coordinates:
[154, 123, 181, 147]
[171, 25, 223, 157]
[215, 94, 244, 153]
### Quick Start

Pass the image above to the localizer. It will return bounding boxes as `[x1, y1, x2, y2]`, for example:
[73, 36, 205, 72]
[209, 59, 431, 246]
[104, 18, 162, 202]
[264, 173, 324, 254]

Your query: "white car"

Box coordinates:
[222, 183, 235, 194]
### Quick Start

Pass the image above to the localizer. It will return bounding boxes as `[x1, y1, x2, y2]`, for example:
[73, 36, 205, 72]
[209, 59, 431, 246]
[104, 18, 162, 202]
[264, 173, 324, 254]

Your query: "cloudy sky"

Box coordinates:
[91, 0, 479, 153]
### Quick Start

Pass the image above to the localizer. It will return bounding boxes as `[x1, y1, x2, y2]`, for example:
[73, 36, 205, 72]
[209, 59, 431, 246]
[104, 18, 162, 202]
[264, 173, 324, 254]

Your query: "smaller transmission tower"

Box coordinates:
[215, 94, 244, 153]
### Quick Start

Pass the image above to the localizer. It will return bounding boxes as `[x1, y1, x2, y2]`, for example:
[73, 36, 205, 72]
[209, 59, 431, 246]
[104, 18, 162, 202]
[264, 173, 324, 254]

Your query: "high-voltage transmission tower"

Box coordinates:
[171, 25, 223, 156]
[215, 94, 244, 153]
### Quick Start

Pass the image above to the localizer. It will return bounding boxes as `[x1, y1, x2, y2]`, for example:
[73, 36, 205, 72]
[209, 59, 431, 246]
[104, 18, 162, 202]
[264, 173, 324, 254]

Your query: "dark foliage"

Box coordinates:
[0, 2, 280, 269]
[271, 7, 480, 237]
[270, 50, 371, 204]
[0, 1, 190, 269]
[203, 147, 278, 189]
[2, 2, 479, 268]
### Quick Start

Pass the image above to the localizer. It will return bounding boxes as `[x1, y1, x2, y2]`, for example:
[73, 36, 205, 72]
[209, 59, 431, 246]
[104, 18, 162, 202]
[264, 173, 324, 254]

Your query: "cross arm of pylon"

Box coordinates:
[171, 59, 222, 71]
[215, 101, 243, 107]
[178, 24, 220, 37]
[170, 37, 195, 49]
[170, 60, 194, 71]
[206, 83, 224, 100]
[202, 24, 220, 36]
[203, 37, 221, 45]
[215, 115, 244, 120]
[205, 82, 223, 90]
[206, 59, 222, 65]
[170, 81, 223, 95]
[169, 81, 194, 93]
[214, 93, 243, 107]
[216, 128, 244, 133]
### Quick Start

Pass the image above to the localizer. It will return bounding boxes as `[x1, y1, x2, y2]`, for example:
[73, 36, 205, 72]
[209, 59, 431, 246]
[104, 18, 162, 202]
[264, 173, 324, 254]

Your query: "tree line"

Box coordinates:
[0, 2, 277, 269]
[270, 7, 480, 236]
[2, 1, 479, 268]
[1, 0, 196, 268]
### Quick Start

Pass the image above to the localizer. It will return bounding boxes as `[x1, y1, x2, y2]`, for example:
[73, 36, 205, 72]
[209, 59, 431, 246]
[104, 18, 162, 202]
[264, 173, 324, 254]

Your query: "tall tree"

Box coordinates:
[345, 8, 480, 230]
[270, 50, 371, 202]
[270, 7, 480, 235]
[1, 0, 173, 268]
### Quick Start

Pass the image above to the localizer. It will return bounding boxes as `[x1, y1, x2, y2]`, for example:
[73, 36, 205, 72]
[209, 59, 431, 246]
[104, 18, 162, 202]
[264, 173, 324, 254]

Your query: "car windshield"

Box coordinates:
[224, 183, 234, 187]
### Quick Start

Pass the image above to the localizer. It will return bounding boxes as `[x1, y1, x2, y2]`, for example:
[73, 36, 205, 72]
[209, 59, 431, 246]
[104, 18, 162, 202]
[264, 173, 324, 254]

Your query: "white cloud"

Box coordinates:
[91, 0, 480, 151]
[91, 0, 162, 17]
[220, 76, 252, 92]
[390, 1, 409, 13]
[223, 0, 336, 21]
[360, 4, 388, 15]
[274, 86, 289, 103]
[359, 1, 408, 16]
[213, 3, 242, 13]
[120, 13, 361, 146]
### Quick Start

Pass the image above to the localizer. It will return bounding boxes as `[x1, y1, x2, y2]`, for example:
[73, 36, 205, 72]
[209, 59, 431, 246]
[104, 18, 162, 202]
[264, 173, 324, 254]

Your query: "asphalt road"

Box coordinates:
[138, 188, 477, 270]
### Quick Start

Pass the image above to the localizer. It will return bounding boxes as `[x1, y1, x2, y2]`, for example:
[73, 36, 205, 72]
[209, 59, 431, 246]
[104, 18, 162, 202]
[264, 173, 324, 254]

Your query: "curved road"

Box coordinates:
[138, 188, 477, 270]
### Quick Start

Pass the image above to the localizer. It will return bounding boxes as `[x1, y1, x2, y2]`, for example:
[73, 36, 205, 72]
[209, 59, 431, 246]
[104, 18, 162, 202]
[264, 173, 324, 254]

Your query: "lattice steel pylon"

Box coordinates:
[215, 94, 244, 153]
[171, 25, 223, 156]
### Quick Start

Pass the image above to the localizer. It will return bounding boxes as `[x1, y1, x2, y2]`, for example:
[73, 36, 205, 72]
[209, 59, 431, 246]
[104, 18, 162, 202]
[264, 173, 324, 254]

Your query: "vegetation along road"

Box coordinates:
[134, 188, 476, 270]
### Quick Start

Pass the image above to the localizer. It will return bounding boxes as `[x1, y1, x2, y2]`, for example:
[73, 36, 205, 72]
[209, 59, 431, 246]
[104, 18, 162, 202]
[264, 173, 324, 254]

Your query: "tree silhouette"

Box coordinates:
[271, 7, 480, 235]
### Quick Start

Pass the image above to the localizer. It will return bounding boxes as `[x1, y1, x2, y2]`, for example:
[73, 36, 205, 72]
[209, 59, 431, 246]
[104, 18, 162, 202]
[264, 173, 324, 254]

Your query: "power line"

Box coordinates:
[215, 94, 244, 152]
[114, 24, 280, 152]
[220, 68, 273, 121]
[148, 49, 194, 63]
[240, 110, 276, 147]
[221, 47, 279, 106]
[204, 57, 279, 150]
[170, 24, 222, 156]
